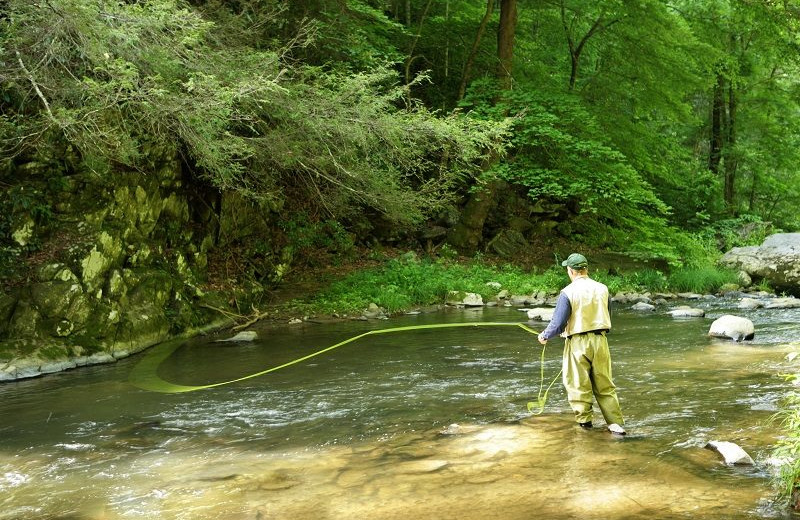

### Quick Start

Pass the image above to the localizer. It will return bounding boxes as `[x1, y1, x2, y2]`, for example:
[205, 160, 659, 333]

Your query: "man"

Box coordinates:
[537, 253, 626, 435]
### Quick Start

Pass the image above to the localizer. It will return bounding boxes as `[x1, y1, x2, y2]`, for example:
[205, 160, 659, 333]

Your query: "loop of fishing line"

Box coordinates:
[129, 321, 555, 414]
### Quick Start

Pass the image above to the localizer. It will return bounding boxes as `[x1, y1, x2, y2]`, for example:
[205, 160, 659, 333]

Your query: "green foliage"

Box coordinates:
[308, 257, 568, 315]
[707, 215, 776, 251]
[666, 266, 738, 294]
[0, 180, 60, 283]
[598, 269, 669, 294]
[1, 0, 504, 228]
[771, 379, 800, 503]
[279, 215, 355, 267]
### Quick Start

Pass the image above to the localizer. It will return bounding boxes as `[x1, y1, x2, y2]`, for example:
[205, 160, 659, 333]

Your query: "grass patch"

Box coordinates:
[297, 256, 567, 315]
[666, 267, 739, 294]
[284, 255, 744, 317]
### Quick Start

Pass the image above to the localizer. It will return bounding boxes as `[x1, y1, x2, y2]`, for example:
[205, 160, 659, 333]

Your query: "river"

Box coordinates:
[1, 298, 799, 519]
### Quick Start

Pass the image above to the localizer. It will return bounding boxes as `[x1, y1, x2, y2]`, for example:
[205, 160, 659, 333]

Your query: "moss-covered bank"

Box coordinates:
[0, 146, 289, 381]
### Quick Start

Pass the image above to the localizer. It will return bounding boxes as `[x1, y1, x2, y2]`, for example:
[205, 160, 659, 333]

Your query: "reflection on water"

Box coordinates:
[1, 300, 800, 519]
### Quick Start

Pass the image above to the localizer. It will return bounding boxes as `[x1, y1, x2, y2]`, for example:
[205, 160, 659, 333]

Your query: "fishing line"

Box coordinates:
[129, 321, 556, 413]
[527, 341, 562, 416]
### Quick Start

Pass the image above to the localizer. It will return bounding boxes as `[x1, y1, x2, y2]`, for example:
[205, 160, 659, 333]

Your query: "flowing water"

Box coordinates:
[2, 298, 800, 520]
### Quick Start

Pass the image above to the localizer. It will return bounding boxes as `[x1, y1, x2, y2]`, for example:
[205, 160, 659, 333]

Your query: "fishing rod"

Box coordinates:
[128, 321, 561, 414]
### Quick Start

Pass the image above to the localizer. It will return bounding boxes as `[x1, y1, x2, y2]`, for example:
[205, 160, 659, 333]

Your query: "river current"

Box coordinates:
[2, 297, 800, 519]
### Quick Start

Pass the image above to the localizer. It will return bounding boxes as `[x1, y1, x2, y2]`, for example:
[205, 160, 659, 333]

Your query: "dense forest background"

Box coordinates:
[3, 0, 800, 281]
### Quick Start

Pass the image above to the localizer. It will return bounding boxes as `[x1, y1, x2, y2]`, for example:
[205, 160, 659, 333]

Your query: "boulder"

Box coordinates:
[446, 291, 484, 307]
[708, 315, 755, 341]
[487, 229, 529, 258]
[631, 302, 655, 312]
[362, 303, 387, 319]
[719, 233, 800, 295]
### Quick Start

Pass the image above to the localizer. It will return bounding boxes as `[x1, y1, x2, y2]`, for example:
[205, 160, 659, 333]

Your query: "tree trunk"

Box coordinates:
[560, 2, 619, 91]
[723, 81, 737, 210]
[709, 73, 724, 174]
[448, 0, 516, 254]
[458, 0, 494, 101]
[444, 0, 449, 80]
[496, 0, 517, 90]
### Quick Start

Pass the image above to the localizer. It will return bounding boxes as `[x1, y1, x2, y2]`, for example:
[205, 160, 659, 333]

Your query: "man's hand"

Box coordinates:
[538, 333, 547, 345]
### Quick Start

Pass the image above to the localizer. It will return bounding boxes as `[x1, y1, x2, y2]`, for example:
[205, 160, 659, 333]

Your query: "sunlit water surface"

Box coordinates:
[2, 299, 800, 519]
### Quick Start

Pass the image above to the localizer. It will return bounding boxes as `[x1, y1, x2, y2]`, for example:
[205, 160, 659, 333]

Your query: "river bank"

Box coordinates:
[1, 247, 750, 382]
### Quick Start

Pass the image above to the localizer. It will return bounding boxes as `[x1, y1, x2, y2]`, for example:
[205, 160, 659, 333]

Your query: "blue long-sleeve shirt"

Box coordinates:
[539, 293, 571, 340]
[538, 293, 611, 340]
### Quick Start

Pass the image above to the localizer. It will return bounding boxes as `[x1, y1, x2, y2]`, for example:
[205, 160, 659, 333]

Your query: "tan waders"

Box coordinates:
[562, 332, 624, 426]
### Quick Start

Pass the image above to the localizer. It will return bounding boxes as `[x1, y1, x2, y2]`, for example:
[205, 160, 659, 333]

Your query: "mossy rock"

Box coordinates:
[114, 309, 171, 355]
[0, 293, 16, 335]
[7, 302, 42, 339]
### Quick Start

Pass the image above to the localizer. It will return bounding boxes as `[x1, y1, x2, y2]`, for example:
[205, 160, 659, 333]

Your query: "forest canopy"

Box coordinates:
[3, 0, 800, 265]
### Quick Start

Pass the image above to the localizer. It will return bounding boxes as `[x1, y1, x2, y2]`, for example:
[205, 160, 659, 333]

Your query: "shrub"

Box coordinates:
[666, 266, 738, 293]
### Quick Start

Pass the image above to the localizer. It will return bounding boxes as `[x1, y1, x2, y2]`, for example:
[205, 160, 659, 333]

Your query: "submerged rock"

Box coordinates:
[667, 306, 705, 318]
[216, 330, 258, 342]
[708, 315, 755, 341]
[738, 298, 764, 310]
[705, 441, 754, 465]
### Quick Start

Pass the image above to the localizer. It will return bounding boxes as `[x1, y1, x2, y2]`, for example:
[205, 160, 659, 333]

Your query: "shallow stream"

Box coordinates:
[2, 298, 800, 519]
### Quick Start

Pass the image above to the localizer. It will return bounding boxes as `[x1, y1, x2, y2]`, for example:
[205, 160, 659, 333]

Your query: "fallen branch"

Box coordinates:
[200, 303, 270, 330]
[16, 50, 59, 126]
[232, 308, 271, 331]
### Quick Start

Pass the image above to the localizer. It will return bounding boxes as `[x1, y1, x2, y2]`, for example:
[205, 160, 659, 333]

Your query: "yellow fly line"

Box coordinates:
[128, 321, 561, 413]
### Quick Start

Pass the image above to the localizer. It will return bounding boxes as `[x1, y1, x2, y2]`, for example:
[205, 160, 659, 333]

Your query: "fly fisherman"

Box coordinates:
[537, 253, 626, 435]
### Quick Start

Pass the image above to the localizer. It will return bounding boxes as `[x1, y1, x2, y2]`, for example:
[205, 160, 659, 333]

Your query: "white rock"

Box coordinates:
[446, 291, 484, 306]
[667, 306, 705, 318]
[631, 302, 655, 312]
[705, 440, 754, 465]
[708, 315, 755, 341]
[526, 308, 555, 321]
[216, 331, 258, 342]
[765, 297, 800, 309]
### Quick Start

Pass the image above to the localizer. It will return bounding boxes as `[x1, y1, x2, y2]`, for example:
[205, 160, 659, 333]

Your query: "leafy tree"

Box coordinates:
[1, 0, 504, 227]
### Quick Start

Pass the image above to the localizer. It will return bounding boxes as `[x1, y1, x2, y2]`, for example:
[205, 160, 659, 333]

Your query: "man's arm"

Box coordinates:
[538, 293, 571, 343]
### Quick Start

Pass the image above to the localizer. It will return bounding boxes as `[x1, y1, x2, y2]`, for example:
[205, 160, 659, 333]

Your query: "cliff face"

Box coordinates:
[0, 147, 277, 381]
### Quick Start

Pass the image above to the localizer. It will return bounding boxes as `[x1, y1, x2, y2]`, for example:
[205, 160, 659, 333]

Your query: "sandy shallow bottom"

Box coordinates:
[1, 416, 778, 520]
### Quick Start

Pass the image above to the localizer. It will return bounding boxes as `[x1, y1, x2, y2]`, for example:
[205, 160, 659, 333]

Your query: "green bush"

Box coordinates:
[305, 257, 570, 315]
[772, 380, 800, 504]
[666, 266, 738, 293]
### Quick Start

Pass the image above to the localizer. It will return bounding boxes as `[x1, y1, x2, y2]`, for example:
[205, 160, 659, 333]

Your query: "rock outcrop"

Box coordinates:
[1, 149, 285, 380]
[719, 233, 800, 295]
